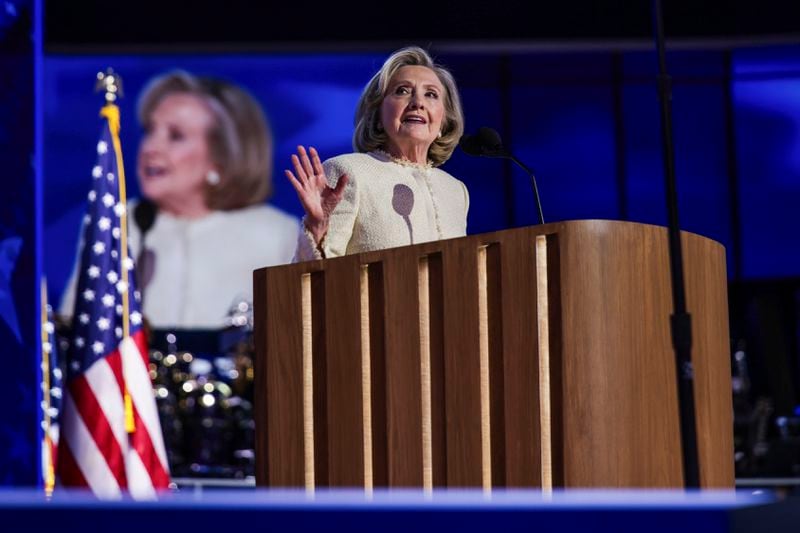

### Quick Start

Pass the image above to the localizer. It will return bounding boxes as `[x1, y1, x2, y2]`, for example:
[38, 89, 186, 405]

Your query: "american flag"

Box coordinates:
[58, 103, 170, 498]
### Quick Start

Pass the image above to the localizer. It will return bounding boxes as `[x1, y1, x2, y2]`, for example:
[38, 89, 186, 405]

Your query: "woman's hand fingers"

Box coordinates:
[284, 169, 302, 193]
[286, 144, 347, 234]
[297, 145, 316, 181]
[309, 146, 325, 182]
[290, 153, 307, 183]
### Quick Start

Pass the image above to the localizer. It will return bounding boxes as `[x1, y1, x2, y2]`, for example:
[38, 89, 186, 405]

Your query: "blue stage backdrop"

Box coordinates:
[0, 0, 39, 487]
[733, 46, 800, 279]
[43, 45, 800, 311]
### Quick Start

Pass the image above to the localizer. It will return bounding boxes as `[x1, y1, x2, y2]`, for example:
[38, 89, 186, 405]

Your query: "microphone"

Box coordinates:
[133, 198, 158, 294]
[133, 197, 158, 236]
[459, 126, 507, 157]
[459, 127, 545, 225]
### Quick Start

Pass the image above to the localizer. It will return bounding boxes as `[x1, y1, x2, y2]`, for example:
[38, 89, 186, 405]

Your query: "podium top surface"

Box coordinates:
[256, 219, 724, 273]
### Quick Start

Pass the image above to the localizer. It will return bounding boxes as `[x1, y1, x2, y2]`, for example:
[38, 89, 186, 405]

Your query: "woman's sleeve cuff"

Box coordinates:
[293, 216, 325, 262]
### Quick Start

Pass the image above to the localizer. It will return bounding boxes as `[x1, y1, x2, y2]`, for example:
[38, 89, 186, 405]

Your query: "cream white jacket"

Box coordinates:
[295, 151, 469, 261]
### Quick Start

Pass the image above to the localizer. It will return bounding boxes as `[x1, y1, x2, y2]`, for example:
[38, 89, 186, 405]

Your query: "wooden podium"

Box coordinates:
[253, 220, 734, 490]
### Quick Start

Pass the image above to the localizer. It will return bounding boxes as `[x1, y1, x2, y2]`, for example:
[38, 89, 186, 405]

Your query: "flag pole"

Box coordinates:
[40, 278, 56, 496]
[96, 69, 135, 434]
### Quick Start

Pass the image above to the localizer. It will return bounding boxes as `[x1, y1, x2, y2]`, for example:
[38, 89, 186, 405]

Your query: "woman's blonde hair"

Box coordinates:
[353, 46, 464, 167]
[137, 71, 273, 210]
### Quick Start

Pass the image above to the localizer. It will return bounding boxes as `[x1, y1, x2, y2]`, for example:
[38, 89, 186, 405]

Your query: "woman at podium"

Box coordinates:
[286, 46, 469, 261]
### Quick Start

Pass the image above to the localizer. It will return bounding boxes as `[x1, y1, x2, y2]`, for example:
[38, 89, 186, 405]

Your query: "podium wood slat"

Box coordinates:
[262, 268, 306, 487]
[382, 252, 424, 486]
[484, 243, 507, 488]
[684, 234, 735, 488]
[441, 242, 484, 487]
[498, 232, 541, 487]
[366, 263, 388, 487]
[324, 256, 365, 486]
[253, 271, 269, 485]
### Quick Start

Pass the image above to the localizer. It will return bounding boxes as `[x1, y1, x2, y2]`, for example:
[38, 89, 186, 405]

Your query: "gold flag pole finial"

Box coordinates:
[95, 68, 124, 102]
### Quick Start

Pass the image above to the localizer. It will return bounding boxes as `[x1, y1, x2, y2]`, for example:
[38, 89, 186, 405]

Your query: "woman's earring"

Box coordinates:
[438, 131, 443, 139]
[206, 170, 221, 185]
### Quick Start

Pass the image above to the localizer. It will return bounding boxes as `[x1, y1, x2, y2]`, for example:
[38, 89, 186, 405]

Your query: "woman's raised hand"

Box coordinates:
[285, 146, 348, 245]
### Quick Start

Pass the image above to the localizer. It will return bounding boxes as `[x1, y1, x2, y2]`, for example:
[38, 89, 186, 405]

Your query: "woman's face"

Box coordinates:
[380, 65, 446, 159]
[137, 93, 216, 212]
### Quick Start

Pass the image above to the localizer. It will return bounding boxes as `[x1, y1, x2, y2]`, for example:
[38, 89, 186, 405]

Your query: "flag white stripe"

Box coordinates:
[62, 394, 122, 499]
[126, 446, 157, 500]
[120, 336, 170, 472]
[84, 357, 128, 453]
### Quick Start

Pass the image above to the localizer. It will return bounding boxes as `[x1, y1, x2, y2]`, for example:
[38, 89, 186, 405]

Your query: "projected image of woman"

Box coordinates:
[61, 71, 298, 328]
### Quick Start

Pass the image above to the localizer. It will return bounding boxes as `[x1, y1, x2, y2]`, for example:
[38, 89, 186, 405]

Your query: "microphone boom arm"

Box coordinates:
[508, 154, 545, 226]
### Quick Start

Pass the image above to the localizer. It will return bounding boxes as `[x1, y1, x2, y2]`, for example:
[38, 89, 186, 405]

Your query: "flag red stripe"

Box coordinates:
[68, 373, 128, 488]
[130, 407, 171, 488]
[128, 329, 170, 488]
[105, 349, 126, 395]
[132, 329, 149, 366]
[57, 439, 89, 488]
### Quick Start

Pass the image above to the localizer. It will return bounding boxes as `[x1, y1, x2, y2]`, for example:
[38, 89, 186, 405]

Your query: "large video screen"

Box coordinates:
[44, 45, 800, 310]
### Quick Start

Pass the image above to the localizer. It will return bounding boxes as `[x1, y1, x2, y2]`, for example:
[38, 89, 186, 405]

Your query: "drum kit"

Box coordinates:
[146, 300, 257, 479]
[56, 299, 258, 481]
